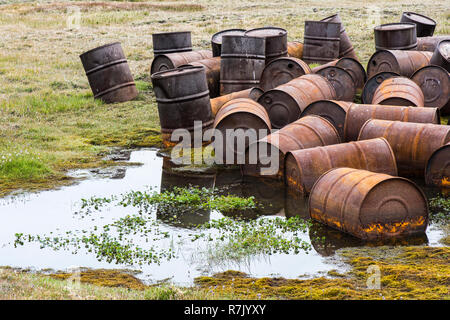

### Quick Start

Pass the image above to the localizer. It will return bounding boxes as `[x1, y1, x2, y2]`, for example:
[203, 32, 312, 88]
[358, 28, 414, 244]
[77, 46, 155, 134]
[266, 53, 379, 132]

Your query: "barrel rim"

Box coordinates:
[79, 42, 121, 58]
[367, 50, 400, 76]
[213, 98, 271, 129]
[425, 142, 450, 184]
[152, 31, 191, 36]
[211, 28, 247, 44]
[402, 12, 437, 26]
[151, 65, 205, 80]
[244, 26, 288, 39]
[305, 20, 341, 27]
[374, 22, 417, 31]
[320, 13, 341, 23]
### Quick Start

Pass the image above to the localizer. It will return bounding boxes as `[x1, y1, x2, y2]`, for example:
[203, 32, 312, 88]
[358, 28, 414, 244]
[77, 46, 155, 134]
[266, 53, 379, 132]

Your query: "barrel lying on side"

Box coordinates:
[316, 66, 356, 101]
[309, 167, 428, 240]
[374, 23, 417, 50]
[285, 138, 398, 195]
[303, 21, 341, 64]
[152, 31, 192, 55]
[400, 12, 436, 37]
[367, 50, 433, 78]
[151, 50, 213, 74]
[259, 57, 311, 91]
[210, 87, 264, 116]
[181, 57, 221, 98]
[321, 13, 358, 60]
[244, 27, 288, 64]
[361, 71, 400, 104]
[335, 58, 367, 92]
[425, 142, 450, 187]
[372, 77, 424, 106]
[416, 36, 450, 52]
[287, 41, 304, 59]
[311, 59, 339, 73]
[358, 119, 450, 177]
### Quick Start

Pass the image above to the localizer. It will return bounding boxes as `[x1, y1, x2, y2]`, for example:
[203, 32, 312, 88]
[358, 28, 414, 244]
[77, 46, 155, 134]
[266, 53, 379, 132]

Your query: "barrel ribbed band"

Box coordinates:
[85, 59, 128, 75]
[155, 90, 210, 103]
[94, 81, 136, 98]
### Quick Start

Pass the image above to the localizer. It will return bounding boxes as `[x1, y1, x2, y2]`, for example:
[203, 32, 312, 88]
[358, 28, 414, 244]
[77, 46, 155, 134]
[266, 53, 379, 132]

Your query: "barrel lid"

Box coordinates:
[402, 12, 436, 26]
[152, 31, 191, 36]
[375, 22, 416, 31]
[438, 40, 450, 59]
[211, 29, 246, 44]
[245, 27, 287, 38]
[410, 65, 450, 110]
[79, 42, 121, 58]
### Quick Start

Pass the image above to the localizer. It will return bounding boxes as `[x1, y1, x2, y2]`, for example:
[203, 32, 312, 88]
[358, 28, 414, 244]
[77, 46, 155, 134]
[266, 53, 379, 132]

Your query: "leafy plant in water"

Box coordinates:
[428, 195, 450, 225]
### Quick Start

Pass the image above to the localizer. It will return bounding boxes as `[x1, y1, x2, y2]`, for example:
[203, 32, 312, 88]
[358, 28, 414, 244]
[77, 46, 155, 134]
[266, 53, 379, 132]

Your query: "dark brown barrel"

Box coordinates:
[213, 98, 271, 164]
[285, 138, 398, 195]
[210, 87, 264, 116]
[425, 142, 450, 187]
[152, 31, 192, 55]
[411, 65, 450, 113]
[430, 39, 450, 72]
[259, 57, 311, 91]
[220, 35, 266, 95]
[80, 42, 138, 103]
[309, 167, 428, 240]
[245, 27, 288, 64]
[400, 12, 436, 37]
[358, 119, 450, 176]
[242, 116, 340, 179]
[344, 103, 440, 142]
[151, 66, 213, 148]
[361, 71, 400, 104]
[372, 77, 424, 106]
[303, 21, 341, 64]
[301, 100, 352, 140]
[374, 23, 417, 51]
[287, 41, 304, 59]
[321, 13, 358, 60]
[335, 57, 367, 92]
[257, 74, 337, 129]
[181, 57, 221, 98]
[367, 50, 433, 78]
[150, 50, 212, 75]
[416, 36, 450, 52]
[311, 59, 339, 73]
[211, 28, 246, 57]
[316, 66, 356, 101]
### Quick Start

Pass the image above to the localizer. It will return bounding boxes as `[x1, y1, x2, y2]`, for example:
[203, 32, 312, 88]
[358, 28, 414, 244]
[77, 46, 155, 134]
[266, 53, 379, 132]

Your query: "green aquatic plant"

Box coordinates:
[428, 195, 450, 225]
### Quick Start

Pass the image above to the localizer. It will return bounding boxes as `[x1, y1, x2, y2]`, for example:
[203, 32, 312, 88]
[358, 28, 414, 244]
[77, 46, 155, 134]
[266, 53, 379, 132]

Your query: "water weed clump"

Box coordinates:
[428, 195, 449, 225]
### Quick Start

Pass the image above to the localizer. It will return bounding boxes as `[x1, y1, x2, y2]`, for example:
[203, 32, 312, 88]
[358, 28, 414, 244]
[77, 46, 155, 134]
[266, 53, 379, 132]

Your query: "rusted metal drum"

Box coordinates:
[259, 57, 311, 91]
[344, 104, 440, 142]
[361, 71, 400, 104]
[151, 66, 213, 148]
[287, 41, 304, 59]
[321, 13, 358, 60]
[372, 77, 424, 106]
[213, 98, 271, 164]
[411, 65, 450, 113]
[80, 42, 138, 103]
[358, 119, 450, 176]
[285, 138, 397, 195]
[316, 66, 356, 101]
[416, 36, 450, 52]
[211, 28, 246, 57]
[150, 50, 212, 74]
[257, 74, 336, 129]
[220, 35, 266, 95]
[303, 21, 341, 64]
[152, 31, 192, 55]
[374, 23, 417, 51]
[335, 57, 367, 92]
[210, 87, 263, 116]
[367, 50, 433, 78]
[242, 116, 340, 179]
[425, 142, 450, 187]
[245, 27, 288, 64]
[430, 39, 450, 72]
[309, 167, 428, 240]
[301, 100, 352, 140]
[180, 57, 221, 98]
[311, 59, 339, 73]
[400, 12, 436, 37]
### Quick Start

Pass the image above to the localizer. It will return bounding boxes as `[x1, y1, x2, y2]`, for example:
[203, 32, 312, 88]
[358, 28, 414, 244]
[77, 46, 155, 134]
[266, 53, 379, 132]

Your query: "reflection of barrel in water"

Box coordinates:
[284, 190, 309, 219]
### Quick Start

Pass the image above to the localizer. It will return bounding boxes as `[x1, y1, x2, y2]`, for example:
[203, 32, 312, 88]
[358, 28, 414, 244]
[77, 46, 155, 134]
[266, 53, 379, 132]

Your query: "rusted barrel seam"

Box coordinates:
[94, 81, 135, 98]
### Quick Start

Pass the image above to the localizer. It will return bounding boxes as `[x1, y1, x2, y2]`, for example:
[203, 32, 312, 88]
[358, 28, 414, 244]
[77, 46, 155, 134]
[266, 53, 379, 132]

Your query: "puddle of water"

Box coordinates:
[0, 149, 446, 286]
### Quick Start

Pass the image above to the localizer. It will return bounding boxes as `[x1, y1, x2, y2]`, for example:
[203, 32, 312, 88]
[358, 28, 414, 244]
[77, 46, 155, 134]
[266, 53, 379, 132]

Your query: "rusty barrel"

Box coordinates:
[285, 138, 398, 195]
[309, 167, 428, 240]
[211, 28, 246, 57]
[150, 50, 212, 74]
[361, 71, 400, 104]
[210, 87, 263, 116]
[430, 39, 450, 73]
[374, 23, 417, 51]
[259, 57, 311, 91]
[372, 77, 424, 107]
[316, 66, 355, 101]
[220, 35, 266, 95]
[344, 103, 440, 142]
[400, 12, 436, 37]
[416, 36, 450, 52]
[321, 13, 358, 60]
[242, 115, 340, 179]
[358, 119, 450, 177]
[367, 50, 433, 78]
[80, 42, 138, 103]
[257, 74, 336, 129]
[151, 66, 213, 148]
[245, 27, 288, 64]
[213, 98, 271, 164]
[335, 57, 367, 92]
[425, 142, 450, 187]
[411, 65, 450, 113]
[303, 21, 341, 64]
[287, 41, 304, 59]
[181, 57, 221, 98]
[311, 59, 339, 73]
[152, 31, 192, 55]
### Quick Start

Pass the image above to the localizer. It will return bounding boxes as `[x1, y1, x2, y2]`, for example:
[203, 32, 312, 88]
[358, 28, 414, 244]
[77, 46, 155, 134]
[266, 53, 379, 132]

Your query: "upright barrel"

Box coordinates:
[150, 50, 212, 74]
[210, 87, 264, 116]
[321, 13, 358, 60]
[400, 12, 436, 37]
[367, 50, 433, 78]
[152, 31, 192, 55]
[287, 41, 304, 59]
[245, 27, 288, 64]
[361, 71, 400, 104]
[374, 23, 417, 50]
[425, 142, 450, 187]
[80, 42, 138, 103]
[358, 119, 450, 177]
[259, 57, 311, 91]
[211, 29, 246, 57]
[372, 77, 424, 107]
[303, 21, 341, 64]
[430, 39, 450, 72]
[309, 168, 428, 240]
[181, 57, 221, 98]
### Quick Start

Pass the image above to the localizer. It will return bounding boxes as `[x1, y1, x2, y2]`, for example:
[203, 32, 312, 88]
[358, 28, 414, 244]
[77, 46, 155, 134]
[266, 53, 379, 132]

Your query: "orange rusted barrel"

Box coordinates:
[210, 87, 263, 116]
[285, 138, 398, 195]
[287, 41, 304, 59]
[335, 57, 367, 92]
[316, 66, 356, 101]
[425, 142, 450, 187]
[309, 167, 428, 240]
[344, 104, 440, 142]
[372, 77, 424, 106]
[259, 57, 311, 91]
[367, 50, 433, 78]
[150, 50, 212, 74]
[181, 56, 221, 98]
[358, 119, 450, 177]
[242, 115, 340, 179]
[257, 74, 337, 129]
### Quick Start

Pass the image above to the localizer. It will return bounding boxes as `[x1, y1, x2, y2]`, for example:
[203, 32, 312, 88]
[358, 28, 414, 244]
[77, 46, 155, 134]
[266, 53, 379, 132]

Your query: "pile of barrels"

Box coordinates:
[79, 11, 449, 242]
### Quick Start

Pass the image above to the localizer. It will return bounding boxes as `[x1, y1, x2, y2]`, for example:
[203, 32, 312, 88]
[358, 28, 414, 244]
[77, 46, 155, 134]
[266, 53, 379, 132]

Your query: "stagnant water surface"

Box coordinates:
[0, 149, 446, 285]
